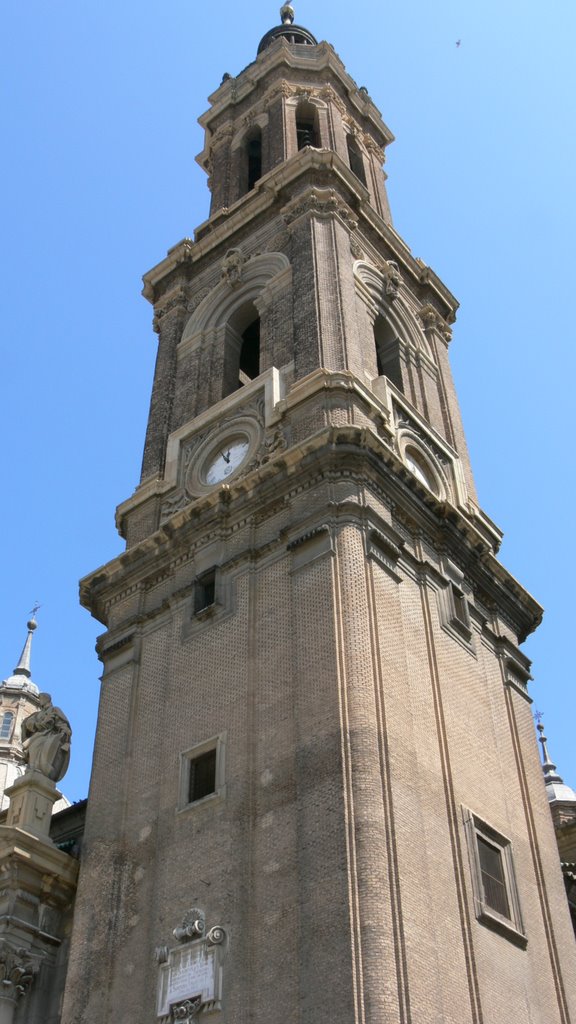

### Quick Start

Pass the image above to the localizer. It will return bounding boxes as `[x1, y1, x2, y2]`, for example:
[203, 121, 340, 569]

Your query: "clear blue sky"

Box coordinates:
[2, 0, 575, 802]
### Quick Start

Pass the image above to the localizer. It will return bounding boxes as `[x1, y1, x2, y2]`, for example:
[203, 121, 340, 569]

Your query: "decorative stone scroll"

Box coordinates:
[156, 910, 227, 1023]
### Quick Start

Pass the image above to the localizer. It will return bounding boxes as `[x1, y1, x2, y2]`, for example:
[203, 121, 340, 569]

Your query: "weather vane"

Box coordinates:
[29, 601, 41, 618]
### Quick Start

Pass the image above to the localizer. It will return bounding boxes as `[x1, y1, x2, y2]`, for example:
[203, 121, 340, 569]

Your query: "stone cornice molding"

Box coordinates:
[0, 827, 80, 894]
[143, 150, 458, 323]
[86, 442, 542, 646]
[197, 40, 393, 159]
[88, 427, 540, 642]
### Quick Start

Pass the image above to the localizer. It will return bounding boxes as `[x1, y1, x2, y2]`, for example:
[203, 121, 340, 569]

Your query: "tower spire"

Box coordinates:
[13, 612, 39, 680]
[1, 611, 41, 696]
[537, 720, 564, 785]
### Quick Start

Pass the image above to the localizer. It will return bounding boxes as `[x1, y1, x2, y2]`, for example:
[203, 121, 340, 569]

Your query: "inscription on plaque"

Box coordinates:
[157, 943, 216, 1017]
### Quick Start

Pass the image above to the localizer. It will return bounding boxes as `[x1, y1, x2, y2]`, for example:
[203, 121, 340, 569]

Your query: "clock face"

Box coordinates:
[203, 437, 250, 485]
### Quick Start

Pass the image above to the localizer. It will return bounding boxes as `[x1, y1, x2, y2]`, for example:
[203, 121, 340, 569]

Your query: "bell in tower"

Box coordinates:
[61, 8, 576, 1024]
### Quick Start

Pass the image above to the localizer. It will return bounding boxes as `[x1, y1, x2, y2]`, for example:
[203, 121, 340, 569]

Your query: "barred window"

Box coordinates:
[477, 835, 510, 919]
[464, 809, 526, 945]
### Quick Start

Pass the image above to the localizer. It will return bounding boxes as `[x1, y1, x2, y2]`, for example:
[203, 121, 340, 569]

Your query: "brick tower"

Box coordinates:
[61, 8, 576, 1023]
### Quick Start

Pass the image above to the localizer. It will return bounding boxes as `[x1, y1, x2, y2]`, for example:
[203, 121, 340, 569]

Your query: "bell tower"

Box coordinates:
[62, 8, 576, 1024]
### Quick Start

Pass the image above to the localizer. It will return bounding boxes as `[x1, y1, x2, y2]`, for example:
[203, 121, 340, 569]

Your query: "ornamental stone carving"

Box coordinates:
[21, 693, 71, 783]
[187, 289, 211, 314]
[152, 288, 188, 331]
[173, 908, 205, 943]
[0, 941, 41, 1004]
[251, 426, 287, 469]
[157, 909, 227, 1024]
[417, 303, 453, 342]
[172, 996, 202, 1023]
[282, 188, 357, 231]
[221, 248, 247, 288]
[211, 123, 235, 148]
[318, 84, 346, 115]
[382, 259, 401, 300]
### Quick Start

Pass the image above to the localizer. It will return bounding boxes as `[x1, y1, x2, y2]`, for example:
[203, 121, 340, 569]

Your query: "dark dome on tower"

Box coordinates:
[257, 4, 318, 54]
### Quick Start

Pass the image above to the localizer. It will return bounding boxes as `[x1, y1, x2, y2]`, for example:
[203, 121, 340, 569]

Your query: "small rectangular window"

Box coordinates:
[451, 584, 470, 628]
[188, 748, 217, 804]
[464, 809, 526, 945]
[194, 569, 216, 615]
[179, 735, 226, 812]
[437, 574, 474, 650]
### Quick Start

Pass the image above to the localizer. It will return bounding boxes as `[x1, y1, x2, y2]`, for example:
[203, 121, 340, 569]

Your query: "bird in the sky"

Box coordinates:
[456, 39, 461, 47]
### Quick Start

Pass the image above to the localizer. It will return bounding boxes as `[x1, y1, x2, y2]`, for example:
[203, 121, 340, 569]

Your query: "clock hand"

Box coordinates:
[222, 449, 231, 464]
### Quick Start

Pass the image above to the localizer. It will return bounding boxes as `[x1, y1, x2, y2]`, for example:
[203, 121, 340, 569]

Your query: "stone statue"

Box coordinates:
[21, 693, 72, 783]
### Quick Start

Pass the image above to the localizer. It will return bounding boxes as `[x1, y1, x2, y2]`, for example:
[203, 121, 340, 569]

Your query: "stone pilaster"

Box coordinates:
[141, 292, 189, 482]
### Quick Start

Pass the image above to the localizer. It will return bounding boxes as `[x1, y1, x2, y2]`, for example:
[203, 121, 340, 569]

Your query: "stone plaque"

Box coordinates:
[157, 942, 216, 1018]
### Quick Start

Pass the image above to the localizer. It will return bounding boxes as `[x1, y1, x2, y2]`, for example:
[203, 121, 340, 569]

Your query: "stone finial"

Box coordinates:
[21, 693, 72, 783]
[280, 4, 295, 25]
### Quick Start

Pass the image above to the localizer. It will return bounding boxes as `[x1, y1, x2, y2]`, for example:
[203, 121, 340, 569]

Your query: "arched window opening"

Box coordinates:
[374, 314, 403, 393]
[239, 318, 260, 385]
[346, 134, 367, 187]
[296, 101, 320, 150]
[246, 128, 262, 192]
[0, 711, 14, 740]
[404, 447, 437, 493]
[222, 302, 261, 398]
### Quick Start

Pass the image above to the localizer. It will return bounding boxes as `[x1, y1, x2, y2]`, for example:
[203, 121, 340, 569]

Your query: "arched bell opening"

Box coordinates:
[374, 314, 403, 393]
[296, 101, 320, 150]
[346, 134, 367, 187]
[246, 127, 263, 193]
[222, 302, 261, 397]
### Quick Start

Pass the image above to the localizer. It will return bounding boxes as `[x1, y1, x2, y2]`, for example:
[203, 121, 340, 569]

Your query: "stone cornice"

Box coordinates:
[142, 149, 458, 322]
[198, 39, 393, 155]
[0, 826, 79, 913]
[82, 412, 541, 641]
